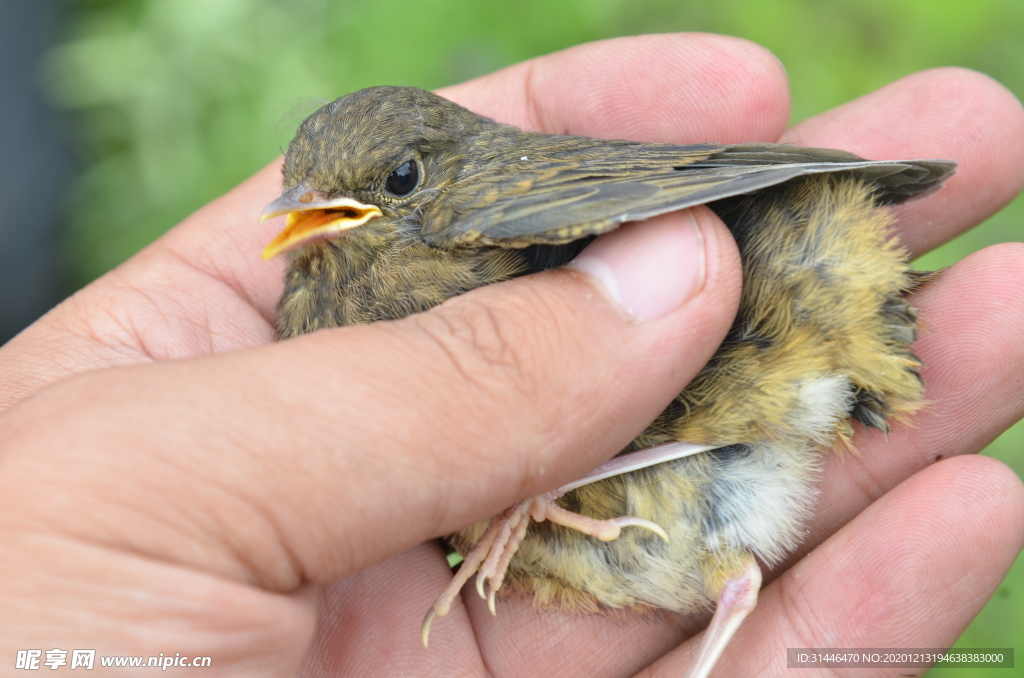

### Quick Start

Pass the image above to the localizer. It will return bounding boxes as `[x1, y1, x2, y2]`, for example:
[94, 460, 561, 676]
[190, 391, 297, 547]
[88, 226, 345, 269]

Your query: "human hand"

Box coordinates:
[1, 33, 1022, 677]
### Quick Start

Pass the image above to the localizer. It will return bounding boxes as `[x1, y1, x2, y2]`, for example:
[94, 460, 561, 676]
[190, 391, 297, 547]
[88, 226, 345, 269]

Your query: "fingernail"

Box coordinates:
[566, 211, 706, 321]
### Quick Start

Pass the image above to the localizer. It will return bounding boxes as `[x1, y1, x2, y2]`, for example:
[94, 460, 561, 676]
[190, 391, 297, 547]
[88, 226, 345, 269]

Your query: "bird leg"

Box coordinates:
[683, 557, 762, 678]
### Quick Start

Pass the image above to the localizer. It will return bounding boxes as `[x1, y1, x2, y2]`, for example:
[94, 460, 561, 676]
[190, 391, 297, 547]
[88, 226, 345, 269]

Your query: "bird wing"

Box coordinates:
[420, 142, 956, 247]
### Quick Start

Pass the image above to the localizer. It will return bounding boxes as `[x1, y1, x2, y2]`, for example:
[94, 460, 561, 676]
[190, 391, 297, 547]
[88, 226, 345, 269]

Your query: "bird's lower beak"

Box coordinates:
[260, 183, 383, 259]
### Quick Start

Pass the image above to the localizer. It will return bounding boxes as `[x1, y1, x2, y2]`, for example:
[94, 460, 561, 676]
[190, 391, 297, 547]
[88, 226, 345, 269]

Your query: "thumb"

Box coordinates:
[0, 207, 741, 588]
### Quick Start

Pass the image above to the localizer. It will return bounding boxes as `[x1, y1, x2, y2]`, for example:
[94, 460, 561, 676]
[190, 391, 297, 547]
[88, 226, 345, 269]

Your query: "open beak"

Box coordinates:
[260, 183, 383, 259]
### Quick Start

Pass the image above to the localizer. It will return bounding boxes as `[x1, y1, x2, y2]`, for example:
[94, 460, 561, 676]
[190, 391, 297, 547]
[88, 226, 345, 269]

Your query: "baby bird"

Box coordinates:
[260, 86, 954, 678]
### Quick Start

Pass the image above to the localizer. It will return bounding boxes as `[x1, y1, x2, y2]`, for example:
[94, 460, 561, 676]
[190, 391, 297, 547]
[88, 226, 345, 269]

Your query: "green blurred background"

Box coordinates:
[25, 0, 1024, 672]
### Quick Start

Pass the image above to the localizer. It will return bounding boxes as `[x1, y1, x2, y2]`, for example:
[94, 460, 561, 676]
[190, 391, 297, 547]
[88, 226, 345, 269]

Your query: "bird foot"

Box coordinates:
[421, 441, 717, 648]
[421, 491, 669, 648]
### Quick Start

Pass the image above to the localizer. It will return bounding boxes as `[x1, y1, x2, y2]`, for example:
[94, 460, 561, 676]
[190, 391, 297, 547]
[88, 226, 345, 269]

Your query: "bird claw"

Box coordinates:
[608, 516, 670, 542]
[420, 608, 437, 650]
[421, 492, 669, 648]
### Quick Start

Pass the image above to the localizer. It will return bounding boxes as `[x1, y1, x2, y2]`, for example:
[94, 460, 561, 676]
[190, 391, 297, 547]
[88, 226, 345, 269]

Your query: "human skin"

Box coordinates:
[1, 33, 1023, 677]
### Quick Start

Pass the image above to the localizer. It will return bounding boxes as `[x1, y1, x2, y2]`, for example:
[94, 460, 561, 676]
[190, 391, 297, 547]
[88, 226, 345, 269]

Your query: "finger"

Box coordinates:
[438, 33, 790, 143]
[0, 209, 742, 588]
[299, 543, 696, 678]
[649, 454, 1024, 677]
[0, 530, 316, 671]
[0, 163, 284, 413]
[782, 68, 1024, 257]
[296, 545, 489, 677]
[464, 589, 698, 678]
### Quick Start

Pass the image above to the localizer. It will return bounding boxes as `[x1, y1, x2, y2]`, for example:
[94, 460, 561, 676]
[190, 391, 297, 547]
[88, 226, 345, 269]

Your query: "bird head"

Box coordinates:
[260, 86, 488, 259]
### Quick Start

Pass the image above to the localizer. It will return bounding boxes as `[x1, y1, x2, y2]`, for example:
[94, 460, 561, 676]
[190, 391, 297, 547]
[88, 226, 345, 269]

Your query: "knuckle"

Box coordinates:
[405, 285, 585, 468]
[413, 298, 537, 400]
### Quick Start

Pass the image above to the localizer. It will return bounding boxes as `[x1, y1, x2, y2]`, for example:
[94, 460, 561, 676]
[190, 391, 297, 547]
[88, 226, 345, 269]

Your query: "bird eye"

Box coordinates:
[385, 160, 419, 196]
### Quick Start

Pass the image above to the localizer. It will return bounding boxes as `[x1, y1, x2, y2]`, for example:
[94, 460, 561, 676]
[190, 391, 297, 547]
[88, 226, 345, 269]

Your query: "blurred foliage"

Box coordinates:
[44, 0, 1023, 671]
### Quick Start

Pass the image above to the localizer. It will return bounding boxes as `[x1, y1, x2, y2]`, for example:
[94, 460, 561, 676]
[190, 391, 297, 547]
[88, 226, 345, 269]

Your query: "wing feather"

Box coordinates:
[420, 141, 955, 247]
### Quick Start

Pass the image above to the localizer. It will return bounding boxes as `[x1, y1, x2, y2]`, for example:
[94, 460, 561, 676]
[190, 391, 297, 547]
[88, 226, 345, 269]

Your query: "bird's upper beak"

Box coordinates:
[259, 183, 383, 259]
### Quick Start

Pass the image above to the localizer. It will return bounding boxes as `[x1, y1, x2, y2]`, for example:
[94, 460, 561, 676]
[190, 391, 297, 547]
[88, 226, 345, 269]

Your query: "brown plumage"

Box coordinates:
[261, 86, 955, 677]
